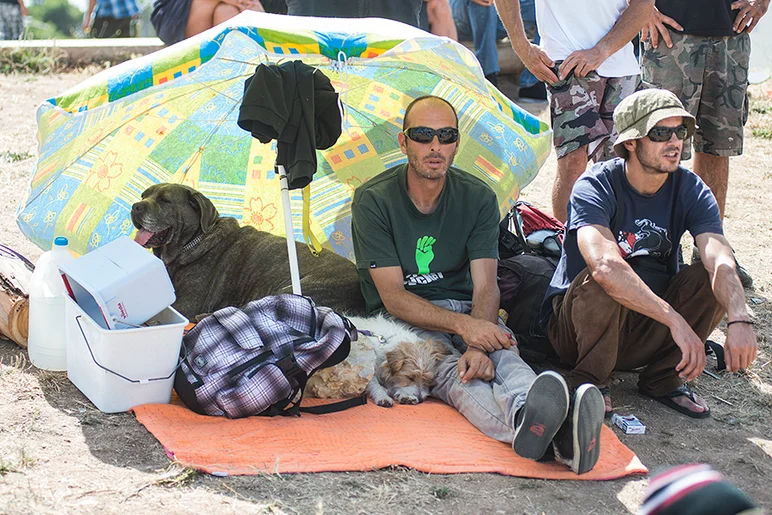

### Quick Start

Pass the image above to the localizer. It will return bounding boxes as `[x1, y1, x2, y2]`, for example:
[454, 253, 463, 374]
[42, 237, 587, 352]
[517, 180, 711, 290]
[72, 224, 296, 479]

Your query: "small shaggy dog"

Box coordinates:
[306, 314, 453, 407]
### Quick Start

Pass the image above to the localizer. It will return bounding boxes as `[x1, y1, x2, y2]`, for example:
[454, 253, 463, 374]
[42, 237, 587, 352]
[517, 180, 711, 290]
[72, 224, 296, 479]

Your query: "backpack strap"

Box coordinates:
[510, 202, 531, 254]
[299, 394, 368, 414]
[270, 307, 366, 417]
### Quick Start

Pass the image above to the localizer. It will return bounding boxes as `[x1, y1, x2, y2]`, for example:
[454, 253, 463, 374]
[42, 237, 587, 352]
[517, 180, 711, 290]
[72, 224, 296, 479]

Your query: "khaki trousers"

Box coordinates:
[548, 264, 724, 396]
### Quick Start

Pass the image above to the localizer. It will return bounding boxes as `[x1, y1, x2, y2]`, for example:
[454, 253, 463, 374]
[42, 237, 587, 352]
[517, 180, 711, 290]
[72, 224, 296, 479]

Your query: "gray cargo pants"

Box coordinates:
[387, 299, 537, 443]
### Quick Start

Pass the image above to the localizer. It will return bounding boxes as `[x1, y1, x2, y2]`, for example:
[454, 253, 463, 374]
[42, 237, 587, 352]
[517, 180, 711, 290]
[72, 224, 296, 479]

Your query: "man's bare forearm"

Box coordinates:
[698, 235, 748, 321]
[591, 258, 682, 328]
[381, 289, 470, 335]
[710, 263, 747, 319]
[494, 0, 530, 53]
[579, 225, 684, 330]
[594, 0, 654, 58]
[469, 282, 501, 325]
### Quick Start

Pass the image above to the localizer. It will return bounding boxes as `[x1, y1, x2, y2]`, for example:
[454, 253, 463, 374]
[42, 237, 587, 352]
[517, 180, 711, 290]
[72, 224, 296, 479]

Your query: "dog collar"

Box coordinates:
[181, 233, 205, 254]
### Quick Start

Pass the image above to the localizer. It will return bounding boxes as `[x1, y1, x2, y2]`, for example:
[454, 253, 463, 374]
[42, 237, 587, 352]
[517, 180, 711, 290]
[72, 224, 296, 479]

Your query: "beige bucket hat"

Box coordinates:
[613, 89, 696, 159]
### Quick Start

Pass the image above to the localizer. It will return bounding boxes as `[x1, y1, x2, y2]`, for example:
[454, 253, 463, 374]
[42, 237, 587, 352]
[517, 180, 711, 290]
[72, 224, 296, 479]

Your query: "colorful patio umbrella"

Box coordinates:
[17, 11, 552, 261]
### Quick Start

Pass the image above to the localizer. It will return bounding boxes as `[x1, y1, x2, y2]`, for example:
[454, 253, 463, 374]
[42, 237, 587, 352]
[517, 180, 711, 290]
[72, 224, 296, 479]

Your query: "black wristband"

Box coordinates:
[727, 320, 754, 327]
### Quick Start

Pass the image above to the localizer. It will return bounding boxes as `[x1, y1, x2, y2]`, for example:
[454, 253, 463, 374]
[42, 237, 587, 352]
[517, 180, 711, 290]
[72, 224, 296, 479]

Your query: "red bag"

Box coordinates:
[499, 201, 564, 259]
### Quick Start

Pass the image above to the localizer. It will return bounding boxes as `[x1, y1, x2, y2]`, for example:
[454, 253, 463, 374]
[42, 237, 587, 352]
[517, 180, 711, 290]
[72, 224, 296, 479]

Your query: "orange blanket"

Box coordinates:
[133, 398, 647, 480]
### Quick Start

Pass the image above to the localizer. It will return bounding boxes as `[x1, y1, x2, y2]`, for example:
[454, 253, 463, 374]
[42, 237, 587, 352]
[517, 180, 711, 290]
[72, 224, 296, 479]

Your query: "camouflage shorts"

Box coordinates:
[548, 72, 640, 161]
[641, 30, 750, 159]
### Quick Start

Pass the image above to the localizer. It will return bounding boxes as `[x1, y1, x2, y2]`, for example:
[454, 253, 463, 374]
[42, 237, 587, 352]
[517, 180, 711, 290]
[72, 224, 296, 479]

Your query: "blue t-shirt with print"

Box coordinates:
[540, 158, 723, 328]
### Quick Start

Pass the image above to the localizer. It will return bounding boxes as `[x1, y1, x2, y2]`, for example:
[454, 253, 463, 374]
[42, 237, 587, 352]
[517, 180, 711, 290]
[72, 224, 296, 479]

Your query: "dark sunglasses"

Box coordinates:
[403, 126, 459, 144]
[647, 125, 689, 142]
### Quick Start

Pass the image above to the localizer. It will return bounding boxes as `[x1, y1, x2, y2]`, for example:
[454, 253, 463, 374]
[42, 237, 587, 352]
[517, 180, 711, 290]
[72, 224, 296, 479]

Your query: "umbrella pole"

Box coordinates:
[278, 165, 303, 296]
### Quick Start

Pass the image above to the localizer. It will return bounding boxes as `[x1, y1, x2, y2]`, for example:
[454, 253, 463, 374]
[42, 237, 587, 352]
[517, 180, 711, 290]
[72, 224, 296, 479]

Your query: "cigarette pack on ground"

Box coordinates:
[612, 413, 646, 434]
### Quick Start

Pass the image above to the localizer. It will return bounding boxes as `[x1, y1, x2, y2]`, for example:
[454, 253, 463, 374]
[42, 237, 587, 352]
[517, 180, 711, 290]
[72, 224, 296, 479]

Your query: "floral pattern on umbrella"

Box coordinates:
[17, 12, 551, 259]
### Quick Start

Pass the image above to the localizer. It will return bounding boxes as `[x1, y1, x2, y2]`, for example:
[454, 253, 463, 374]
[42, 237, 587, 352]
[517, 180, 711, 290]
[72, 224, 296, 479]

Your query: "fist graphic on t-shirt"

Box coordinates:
[415, 236, 436, 274]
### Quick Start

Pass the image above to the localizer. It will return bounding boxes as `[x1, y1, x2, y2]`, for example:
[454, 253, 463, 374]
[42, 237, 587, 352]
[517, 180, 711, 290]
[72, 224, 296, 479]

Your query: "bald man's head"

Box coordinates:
[402, 96, 458, 131]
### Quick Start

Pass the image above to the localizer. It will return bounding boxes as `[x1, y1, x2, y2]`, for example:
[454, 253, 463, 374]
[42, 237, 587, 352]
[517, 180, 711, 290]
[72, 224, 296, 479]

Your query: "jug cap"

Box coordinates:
[54, 237, 68, 247]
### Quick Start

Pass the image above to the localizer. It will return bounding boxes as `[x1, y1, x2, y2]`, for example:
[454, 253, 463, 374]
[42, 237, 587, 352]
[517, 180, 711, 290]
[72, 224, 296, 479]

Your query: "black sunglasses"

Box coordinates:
[647, 125, 689, 142]
[403, 126, 459, 145]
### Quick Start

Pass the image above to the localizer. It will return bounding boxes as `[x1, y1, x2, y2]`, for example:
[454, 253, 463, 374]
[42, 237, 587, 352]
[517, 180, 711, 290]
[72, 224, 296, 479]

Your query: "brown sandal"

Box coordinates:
[598, 386, 613, 419]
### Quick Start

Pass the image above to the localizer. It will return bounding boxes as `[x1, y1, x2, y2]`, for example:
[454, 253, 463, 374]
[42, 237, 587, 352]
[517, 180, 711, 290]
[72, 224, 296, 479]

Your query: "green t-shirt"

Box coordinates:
[351, 164, 500, 315]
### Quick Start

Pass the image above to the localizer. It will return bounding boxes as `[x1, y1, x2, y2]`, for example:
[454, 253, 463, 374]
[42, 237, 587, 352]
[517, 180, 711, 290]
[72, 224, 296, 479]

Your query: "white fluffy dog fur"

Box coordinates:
[304, 314, 452, 406]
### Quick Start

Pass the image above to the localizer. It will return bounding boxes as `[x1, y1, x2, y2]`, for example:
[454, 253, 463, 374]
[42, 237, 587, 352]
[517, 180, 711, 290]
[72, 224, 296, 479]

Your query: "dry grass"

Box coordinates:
[0, 445, 37, 476]
[749, 84, 772, 164]
[151, 465, 202, 488]
[0, 47, 67, 75]
[0, 353, 28, 379]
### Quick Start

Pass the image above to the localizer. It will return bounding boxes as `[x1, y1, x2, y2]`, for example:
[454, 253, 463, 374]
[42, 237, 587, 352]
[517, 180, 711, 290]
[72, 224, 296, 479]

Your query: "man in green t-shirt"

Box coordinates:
[351, 95, 605, 474]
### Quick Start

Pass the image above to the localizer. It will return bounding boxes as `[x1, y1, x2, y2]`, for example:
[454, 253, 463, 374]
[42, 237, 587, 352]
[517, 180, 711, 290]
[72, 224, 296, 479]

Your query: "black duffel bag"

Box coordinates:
[498, 253, 557, 352]
[498, 202, 561, 359]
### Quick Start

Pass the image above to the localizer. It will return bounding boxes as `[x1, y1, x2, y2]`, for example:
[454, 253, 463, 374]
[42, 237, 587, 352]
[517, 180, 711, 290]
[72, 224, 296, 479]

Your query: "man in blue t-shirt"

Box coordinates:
[542, 89, 758, 419]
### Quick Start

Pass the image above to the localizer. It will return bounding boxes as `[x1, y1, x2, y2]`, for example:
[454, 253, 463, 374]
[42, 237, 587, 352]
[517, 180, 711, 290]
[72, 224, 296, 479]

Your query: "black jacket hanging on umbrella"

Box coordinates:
[238, 61, 342, 190]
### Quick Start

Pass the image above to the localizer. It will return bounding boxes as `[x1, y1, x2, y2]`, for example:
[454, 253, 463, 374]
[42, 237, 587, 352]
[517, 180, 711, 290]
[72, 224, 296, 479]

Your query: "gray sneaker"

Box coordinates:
[553, 384, 605, 474]
[512, 371, 569, 461]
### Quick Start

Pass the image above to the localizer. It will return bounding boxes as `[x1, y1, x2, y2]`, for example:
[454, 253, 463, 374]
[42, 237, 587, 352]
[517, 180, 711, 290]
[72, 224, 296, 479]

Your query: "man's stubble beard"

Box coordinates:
[634, 143, 681, 175]
[406, 148, 454, 181]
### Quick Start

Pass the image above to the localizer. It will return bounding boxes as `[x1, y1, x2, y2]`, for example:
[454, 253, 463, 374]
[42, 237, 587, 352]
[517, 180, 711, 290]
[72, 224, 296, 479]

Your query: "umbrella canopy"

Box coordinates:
[17, 11, 552, 260]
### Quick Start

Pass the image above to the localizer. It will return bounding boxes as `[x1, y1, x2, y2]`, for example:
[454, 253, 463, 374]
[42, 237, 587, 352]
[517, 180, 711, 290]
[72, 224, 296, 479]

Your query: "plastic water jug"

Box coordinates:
[28, 237, 75, 371]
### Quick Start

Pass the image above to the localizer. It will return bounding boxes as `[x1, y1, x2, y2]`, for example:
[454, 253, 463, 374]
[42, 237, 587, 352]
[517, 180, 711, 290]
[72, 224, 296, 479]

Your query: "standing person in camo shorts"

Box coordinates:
[641, 0, 769, 289]
[495, 0, 655, 222]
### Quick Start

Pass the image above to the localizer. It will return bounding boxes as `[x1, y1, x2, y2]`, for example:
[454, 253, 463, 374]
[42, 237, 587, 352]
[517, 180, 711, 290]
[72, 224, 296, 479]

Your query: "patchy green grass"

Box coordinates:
[0, 46, 65, 74]
[751, 95, 772, 115]
[431, 486, 453, 499]
[748, 88, 772, 140]
[152, 465, 201, 488]
[0, 460, 17, 476]
[0, 150, 33, 163]
[752, 127, 772, 139]
[0, 446, 37, 475]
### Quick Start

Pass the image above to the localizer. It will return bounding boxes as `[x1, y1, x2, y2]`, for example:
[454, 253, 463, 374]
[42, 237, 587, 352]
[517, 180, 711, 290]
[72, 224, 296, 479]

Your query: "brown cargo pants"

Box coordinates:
[547, 264, 724, 396]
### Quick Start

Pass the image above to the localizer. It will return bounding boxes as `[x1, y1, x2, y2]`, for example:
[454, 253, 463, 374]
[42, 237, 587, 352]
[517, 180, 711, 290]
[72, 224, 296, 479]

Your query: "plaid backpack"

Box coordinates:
[174, 294, 366, 419]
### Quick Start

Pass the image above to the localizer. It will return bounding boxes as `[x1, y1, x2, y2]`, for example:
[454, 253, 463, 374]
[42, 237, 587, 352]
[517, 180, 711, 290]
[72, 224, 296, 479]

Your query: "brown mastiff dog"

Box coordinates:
[131, 183, 366, 319]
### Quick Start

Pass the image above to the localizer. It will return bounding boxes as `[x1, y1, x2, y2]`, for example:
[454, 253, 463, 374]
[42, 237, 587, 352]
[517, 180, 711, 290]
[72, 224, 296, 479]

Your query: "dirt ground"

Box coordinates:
[0, 72, 770, 515]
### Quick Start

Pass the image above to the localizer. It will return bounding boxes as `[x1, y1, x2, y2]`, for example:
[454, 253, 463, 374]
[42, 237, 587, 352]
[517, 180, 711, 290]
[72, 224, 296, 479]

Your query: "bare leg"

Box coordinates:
[185, 0, 218, 38]
[552, 145, 589, 223]
[185, 0, 240, 38]
[213, 2, 241, 26]
[693, 152, 729, 219]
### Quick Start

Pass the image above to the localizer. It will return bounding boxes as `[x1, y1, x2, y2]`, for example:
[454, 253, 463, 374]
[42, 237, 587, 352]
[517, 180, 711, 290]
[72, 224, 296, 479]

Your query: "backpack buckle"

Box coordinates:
[274, 347, 304, 389]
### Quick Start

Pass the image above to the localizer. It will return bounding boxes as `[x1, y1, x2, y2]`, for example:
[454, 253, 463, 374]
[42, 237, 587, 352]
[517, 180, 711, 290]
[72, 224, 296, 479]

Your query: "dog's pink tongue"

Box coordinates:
[134, 228, 154, 246]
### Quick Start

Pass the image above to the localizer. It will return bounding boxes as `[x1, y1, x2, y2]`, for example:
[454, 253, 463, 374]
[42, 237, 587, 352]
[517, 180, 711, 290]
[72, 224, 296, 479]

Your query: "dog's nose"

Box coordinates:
[132, 203, 144, 215]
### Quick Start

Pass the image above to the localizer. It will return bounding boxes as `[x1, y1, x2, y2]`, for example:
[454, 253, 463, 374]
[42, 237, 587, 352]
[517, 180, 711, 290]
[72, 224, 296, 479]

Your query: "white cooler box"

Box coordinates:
[59, 236, 176, 330]
[65, 296, 188, 413]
